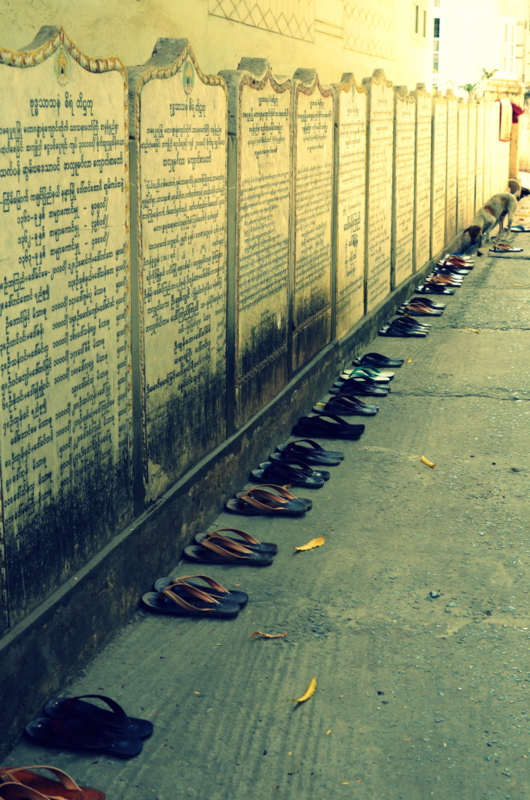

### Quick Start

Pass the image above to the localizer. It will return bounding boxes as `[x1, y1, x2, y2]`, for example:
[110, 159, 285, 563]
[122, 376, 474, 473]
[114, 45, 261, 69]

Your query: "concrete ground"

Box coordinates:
[6, 224, 530, 800]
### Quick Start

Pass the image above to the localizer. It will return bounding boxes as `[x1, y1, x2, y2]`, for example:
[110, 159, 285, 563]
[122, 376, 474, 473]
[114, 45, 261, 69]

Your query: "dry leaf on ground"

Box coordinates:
[420, 455, 435, 468]
[293, 677, 317, 703]
[249, 631, 288, 640]
[294, 536, 325, 552]
[467, 328, 480, 334]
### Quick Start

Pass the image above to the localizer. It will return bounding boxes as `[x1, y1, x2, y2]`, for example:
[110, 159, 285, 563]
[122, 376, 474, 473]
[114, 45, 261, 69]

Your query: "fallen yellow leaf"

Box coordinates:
[342, 782, 349, 785]
[194, 691, 200, 695]
[467, 328, 480, 334]
[420, 455, 435, 468]
[513, 283, 526, 287]
[406, 358, 412, 364]
[326, 729, 331, 734]
[294, 536, 325, 552]
[249, 631, 288, 639]
[293, 677, 317, 703]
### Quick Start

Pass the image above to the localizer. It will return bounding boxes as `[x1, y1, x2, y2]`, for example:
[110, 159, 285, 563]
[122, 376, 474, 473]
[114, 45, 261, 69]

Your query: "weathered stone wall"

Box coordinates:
[0, 27, 511, 643]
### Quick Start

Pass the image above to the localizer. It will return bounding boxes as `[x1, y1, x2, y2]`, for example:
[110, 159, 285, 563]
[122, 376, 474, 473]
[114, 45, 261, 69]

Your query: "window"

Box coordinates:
[500, 17, 516, 74]
[433, 17, 440, 72]
[413, 3, 427, 38]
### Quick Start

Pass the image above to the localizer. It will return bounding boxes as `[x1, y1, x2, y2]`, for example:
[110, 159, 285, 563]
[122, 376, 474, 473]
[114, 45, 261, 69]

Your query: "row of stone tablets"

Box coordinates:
[0, 28, 511, 627]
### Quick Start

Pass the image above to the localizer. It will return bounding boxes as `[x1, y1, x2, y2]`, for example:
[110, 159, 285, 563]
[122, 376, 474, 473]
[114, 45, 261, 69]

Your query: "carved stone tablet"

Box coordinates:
[363, 70, 394, 310]
[292, 69, 334, 369]
[445, 91, 458, 242]
[430, 92, 447, 257]
[475, 103, 485, 210]
[413, 84, 431, 271]
[220, 59, 291, 425]
[466, 101, 477, 221]
[483, 102, 494, 201]
[457, 100, 469, 231]
[334, 73, 367, 338]
[392, 87, 415, 286]
[0, 27, 132, 624]
[129, 40, 228, 501]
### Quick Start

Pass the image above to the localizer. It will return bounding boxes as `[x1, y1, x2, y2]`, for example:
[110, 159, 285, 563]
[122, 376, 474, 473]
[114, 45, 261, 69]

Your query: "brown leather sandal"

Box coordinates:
[0, 766, 105, 800]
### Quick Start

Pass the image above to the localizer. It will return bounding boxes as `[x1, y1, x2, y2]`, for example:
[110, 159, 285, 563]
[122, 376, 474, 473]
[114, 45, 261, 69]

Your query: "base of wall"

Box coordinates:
[0, 237, 464, 759]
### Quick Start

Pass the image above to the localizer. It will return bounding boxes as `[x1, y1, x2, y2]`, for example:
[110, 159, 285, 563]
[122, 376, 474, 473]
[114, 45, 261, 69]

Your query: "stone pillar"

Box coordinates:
[430, 91, 447, 258]
[412, 84, 431, 272]
[219, 58, 291, 426]
[457, 99, 469, 231]
[128, 39, 228, 501]
[363, 70, 394, 311]
[291, 68, 334, 370]
[0, 27, 133, 625]
[392, 86, 416, 286]
[467, 100, 477, 222]
[333, 73, 367, 339]
[483, 102, 494, 201]
[475, 102, 485, 211]
[445, 90, 458, 242]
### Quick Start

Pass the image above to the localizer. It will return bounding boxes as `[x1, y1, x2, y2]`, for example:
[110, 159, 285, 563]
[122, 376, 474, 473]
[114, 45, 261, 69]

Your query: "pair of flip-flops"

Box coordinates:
[143, 572, 252, 617]
[351, 352, 404, 368]
[274, 439, 344, 466]
[490, 243, 523, 252]
[226, 484, 312, 516]
[292, 413, 366, 438]
[251, 458, 328, 488]
[25, 694, 153, 759]
[313, 393, 379, 417]
[0, 766, 104, 800]
[511, 225, 530, 232]
[379, 316, 429, 337]
[183, 529, 277, 566]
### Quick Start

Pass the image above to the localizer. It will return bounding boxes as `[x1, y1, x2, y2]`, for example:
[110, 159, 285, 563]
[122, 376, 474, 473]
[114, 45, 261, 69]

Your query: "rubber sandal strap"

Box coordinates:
[0, 768, 80, 792]
[0, 783, 50, 800]
[286, 439, 324, 453]
[201, 534, 254, 554]
[238, 490, 289, 511]
[61, 694, 128, 723]
[209, 528, 260, 545]
[165, 581, 220, 603]
[199, 538, 254, 559]
[175, 574, 230, 594]
[246, 484, 296, 500]
[161, 585, 219, 611]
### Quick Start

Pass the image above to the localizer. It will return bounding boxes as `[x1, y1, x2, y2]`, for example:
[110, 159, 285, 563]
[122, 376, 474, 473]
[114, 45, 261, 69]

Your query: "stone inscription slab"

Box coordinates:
[130, 40, 227, 501]
[483, 103, 493, 201]
[430, 94, 447, 257]
[292, 71, 333, 370]
[364, 70, 394, 310]
[413, 86, 431, 271]
[235, 69, 291, 420]
[475, 103, 485, 211]
[466, 102, 477, 221]
[392, 88, 415, 286]
[0, 28, 132, 624]
[445, 93, 458, 241]
[334, 73, 366, 339]
[457, 101, 469, 232]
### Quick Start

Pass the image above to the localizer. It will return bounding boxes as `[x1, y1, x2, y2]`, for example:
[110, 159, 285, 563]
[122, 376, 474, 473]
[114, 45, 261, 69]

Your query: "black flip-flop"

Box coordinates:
[352, 352, 404, 368]
[154, 573, 249, 606]
[25, 716, 143, 759]
[330, 378, 388, 397]
[276, 439, 344, 463]
[44, 695, 153, 740]
[226, 485, 310, 516]
[265, 456, 330, 480]
[251, 460, 325, 488]
[313, 394, 379, 416]
[415, 284, 455, 295]
[292, 414, 365, 440]
[142, 584, 241, 615]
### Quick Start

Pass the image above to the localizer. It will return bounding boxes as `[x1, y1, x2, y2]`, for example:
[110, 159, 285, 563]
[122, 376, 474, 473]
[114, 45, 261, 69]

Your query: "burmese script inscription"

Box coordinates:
[293, 79, 333, 365]
[475, 103, 484, 211]
[431, 96, 447, 257]
[467, 103, 477, 220]
[137, 55, 227, 499]
[0, 38, 132, 619]
[365, 74, 393, 310]
[445, 96, 458, 242]
[335, 78, 366, 338]
[393, 92, 415, 285]
[237, 74, 290, 386]
[457, 102, 469, 230]
[414, 89, 431, 271]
